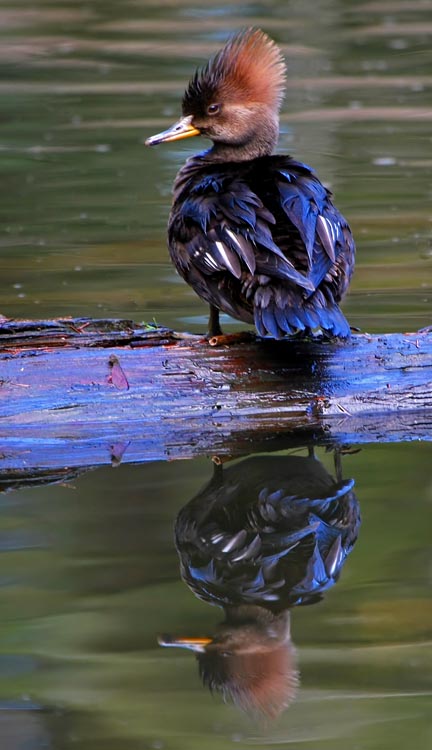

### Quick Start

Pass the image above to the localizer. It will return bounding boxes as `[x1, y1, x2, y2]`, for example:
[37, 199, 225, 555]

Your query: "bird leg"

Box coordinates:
[334, 449, 343, 482]
[207, 304, 223, 338]
[207, 304, 256, 347]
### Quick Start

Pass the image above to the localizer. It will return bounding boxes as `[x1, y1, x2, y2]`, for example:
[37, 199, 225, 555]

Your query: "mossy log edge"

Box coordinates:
[0, 317, 431, 471]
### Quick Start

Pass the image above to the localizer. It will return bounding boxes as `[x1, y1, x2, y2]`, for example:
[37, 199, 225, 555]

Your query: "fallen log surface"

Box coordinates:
[0, 317, 431, 471]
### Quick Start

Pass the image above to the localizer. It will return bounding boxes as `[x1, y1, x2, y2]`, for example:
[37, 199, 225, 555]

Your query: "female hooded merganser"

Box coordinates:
[146, 29, 355, 339]
[159, 451, 360, 718]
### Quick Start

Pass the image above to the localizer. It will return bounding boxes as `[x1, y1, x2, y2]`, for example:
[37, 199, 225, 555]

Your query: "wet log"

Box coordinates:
[0, 317, 431, 472]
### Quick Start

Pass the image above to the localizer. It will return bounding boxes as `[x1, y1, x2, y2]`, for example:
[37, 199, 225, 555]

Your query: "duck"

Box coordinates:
[159, 451, 360, 718]
[146, 29, 355, 340]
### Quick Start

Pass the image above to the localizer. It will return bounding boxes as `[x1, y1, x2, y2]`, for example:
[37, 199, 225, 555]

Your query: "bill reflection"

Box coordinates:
[160, 449, 360, 719]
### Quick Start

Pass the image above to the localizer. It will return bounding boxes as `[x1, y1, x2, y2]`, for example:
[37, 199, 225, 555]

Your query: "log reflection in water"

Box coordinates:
[160, 449, 360, 719]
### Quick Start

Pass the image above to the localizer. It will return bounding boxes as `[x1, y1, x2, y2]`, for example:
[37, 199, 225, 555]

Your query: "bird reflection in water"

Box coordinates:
[160, 449, 360, 719]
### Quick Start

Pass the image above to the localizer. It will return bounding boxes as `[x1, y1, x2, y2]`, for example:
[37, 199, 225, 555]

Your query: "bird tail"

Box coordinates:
[253, 286, 351, 339]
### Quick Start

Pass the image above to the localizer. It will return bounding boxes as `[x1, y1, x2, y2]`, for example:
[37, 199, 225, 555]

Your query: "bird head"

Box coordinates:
[146, 29, 286, 160]
[159, 606, 298, 720]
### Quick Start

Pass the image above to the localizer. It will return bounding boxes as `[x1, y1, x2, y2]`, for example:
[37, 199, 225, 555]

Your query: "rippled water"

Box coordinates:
[1, 0, 431, 331]
[1, 1, 431, 748]
[1, 445, 431, 749]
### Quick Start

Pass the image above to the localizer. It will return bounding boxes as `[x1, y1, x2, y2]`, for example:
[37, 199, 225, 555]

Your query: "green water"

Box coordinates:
[1, 445, 431, 749]
[1, 0, 431, 331]
[0, 0, 431, 748]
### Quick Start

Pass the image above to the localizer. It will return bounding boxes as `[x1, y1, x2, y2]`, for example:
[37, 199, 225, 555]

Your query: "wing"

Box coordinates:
[169, 166, 316, 293]
[248, 157, 355, 337]
[269, 156, 355, 297]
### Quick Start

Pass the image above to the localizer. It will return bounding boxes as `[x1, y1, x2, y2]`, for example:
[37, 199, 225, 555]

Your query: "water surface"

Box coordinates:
[1, 444, 431, 749]
[1, 0, 431, 331]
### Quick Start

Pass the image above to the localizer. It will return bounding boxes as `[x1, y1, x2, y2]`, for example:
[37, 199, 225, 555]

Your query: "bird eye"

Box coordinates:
[207, 103, 220, 115]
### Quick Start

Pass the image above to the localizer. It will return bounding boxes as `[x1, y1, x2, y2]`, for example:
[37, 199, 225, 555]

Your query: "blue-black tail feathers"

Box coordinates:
[254, 285, 351, 339]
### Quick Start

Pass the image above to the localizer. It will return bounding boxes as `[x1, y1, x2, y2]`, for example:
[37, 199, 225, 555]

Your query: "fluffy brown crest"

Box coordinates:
[198, 641, 298, 720]
[182, 29, 287, 115]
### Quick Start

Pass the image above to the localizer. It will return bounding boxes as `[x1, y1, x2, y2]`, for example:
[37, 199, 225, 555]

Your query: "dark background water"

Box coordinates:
[1, 445, 431, 749]
[0, 0, 431, 748]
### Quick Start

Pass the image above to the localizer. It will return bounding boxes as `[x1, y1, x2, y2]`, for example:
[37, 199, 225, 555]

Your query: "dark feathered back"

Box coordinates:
[175, 454, 360, 611]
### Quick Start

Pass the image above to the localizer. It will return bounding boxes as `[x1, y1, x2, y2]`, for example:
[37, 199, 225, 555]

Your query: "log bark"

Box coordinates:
[0, 317, 431, 471]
